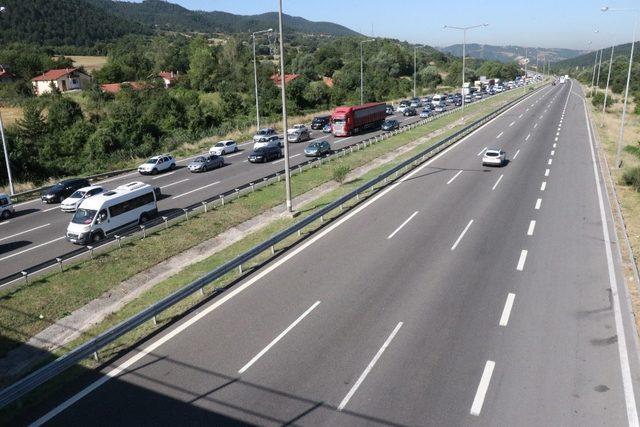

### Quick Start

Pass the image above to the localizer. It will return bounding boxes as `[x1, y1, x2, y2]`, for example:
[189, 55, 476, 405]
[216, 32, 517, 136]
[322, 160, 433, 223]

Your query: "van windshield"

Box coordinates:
[72, 208, 96, 225]
[333, 117, 346, 124]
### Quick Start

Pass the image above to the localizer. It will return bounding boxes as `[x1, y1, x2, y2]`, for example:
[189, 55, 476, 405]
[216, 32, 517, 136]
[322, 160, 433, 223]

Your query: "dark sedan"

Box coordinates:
[248, 145, 282, 163]
[381, 119, 400, 131]
[41, 178, 91, 204]
[187, 154, 224, 172]
[403, 107, 417, 117]
[385, 105, 394, 115]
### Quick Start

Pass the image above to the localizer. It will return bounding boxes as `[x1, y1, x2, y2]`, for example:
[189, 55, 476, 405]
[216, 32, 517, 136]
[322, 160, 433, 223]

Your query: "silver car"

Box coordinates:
[253, 128, 277, 143]
[188, 154, 224, 172]
[287, 129, 311, 143]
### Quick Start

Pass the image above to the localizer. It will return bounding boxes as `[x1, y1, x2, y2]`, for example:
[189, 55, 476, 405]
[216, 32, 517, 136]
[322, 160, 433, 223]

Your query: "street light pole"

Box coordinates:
[277, 0, 292, 212]
[413, 46, 417, 98]
[602, 6, 639, 168]
[360, 39, 374, 104]
[602, 44, 615, 126]
[0, 112, 14, 196]
[443, 23, 488, 122]
[252, 28, 273, 131]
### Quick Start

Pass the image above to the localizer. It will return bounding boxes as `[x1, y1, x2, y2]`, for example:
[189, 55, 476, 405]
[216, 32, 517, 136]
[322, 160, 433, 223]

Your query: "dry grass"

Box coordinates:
[65, 56, 108, 73]
[0, 106, 23, 126]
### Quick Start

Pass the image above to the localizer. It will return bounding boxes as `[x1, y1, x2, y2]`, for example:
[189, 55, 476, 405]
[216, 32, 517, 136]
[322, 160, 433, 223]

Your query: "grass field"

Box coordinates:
[65, 55, 108, 73]
[0, 106, 23, 127]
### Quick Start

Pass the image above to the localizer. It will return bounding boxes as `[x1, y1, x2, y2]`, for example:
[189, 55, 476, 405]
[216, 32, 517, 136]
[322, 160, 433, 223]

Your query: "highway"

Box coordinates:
[0, 101, 466, 283]
[19, 80, 640, 425]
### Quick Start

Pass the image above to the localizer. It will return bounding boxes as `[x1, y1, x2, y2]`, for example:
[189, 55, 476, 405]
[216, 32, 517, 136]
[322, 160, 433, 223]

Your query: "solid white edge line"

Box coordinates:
[582, 91, 640, 426]
[470, 360, 496, 416]
[338, 322, 403, 411]
[535, 198, 542, 210]
[447, 170, 463, 185]
[527, 220, 536, 236]
[32, 83, 550, 426]
[238, 301, 320, 374]
[451, 219, 474, 251]
[492, 174, 504, 191]
[0, 223, 50, 243]
[516, 249, 528, 271]
[499, 293, 516, 326]
[171, 181, 221, 200]
[0, 236, 66, 262]
[387, 211, 419, 240]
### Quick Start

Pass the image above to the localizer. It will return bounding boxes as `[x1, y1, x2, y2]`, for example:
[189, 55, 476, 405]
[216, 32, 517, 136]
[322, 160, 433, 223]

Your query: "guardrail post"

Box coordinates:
[320, 215, 324, 223]
[250, 182, 255, 192]
[202, 201, 207, 213]
[87, 245, 94, 259]
[140, 225, 146, 239]
[152, 315, 157, 326]
[340, 204, 343, 211]
[56, 257, 63, 273]
[234, 188, 240, 199]
[277, 173, 281, 182]
[220, 195, 225, 206]
[238, 264, 243, 274]
[93, 350, 99, 362]
[161, 216, 168, 230]
[298, 229, 302, 237]
[356, 193, 360, 201]
[183, 208, 189, 221]
[271, 245, 275, 255]
[199, 287, 204, 297]
[115, 234, 122, 248]
[21, 271, 28, 285]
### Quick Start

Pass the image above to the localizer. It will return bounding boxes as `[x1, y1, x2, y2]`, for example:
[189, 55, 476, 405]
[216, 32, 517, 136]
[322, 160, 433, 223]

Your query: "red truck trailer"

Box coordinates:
[331, 102, 386, 137]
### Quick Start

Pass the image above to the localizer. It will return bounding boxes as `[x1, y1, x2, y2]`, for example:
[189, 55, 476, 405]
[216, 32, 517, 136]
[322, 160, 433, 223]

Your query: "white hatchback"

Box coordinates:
[61, 186, 104, 212]
[210, 140, 237, 155]
[482, 148, 506, 167]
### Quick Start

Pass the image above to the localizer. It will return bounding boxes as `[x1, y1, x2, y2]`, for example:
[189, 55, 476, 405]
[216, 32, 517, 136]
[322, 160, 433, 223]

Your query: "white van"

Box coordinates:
[66, 182, 158, 245]
[431, 94, 444, 107]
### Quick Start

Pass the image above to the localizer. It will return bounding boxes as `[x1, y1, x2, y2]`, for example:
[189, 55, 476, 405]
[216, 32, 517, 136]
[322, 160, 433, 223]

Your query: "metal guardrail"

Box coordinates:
[0, 90, 500, 287]
[0, 83, 548, 409]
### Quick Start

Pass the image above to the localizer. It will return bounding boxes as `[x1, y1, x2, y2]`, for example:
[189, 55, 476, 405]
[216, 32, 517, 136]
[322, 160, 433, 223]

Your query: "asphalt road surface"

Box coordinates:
[21, 80, 640, 426]
[0, 98, 473, 283]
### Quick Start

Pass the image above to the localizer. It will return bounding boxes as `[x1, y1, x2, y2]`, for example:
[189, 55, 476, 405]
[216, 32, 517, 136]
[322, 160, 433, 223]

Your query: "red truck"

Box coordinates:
[331, 102, 387, 137]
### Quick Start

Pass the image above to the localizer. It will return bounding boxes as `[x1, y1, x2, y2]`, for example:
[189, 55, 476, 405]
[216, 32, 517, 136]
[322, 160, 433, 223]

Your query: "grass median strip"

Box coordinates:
[0, 88, 529, 366]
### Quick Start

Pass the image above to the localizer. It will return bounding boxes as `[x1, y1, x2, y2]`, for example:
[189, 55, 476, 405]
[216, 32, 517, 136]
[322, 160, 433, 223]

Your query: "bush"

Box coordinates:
[621, 167, 640, 192]
[592, 91, 614, 108]
[332, 164, 350, 183]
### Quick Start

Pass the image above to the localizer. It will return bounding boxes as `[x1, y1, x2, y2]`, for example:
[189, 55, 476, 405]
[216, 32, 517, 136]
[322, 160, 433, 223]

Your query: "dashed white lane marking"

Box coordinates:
[451, 219, 474, 251]
[551, 150, 555, 156]
[548, 159, 553, 165]
[555, 137, 559, 142]
[499, 293, 516, 326]
[171, 181, 221, 199]
[516, 249, 528, 271]
[527, 220, 536, 236]
[477, 147, 487, 156]
[540, 181, 547, 191]
[535, 198, 542, 210]
[553, 143, 556, 148]
[151, 171, 175, 180]
[519, 114, 523, 118]
[159, 178, 189, 189]
[42, 206, 60, 212]
[525, 133, 530, 141]
[0, 223, 50, 243]
[512, 149, 520, 160]
[338, 322, 403, 411]
[492, 174, 504, 191]
[545, 169, 550, 177]
[509, 121, 515, 127]
[387, 211, 419, 239]
[238, 301, 320, 374]
[447, 170, 463, 185]
[470, 360, 496, 416]
[534, 123, 538, 128]
[496, 131, 504, 139]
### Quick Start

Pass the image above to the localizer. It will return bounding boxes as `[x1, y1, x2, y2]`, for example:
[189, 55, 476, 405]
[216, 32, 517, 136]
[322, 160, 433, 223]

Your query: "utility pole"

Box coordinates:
[277, 0, 292, 211]
[0, 112, 13, 195]
[602, 44, 615, 125]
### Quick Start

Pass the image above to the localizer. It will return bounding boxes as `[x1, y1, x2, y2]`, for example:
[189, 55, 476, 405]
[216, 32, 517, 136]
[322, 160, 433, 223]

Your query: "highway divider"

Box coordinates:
[0, 82, 548, 409]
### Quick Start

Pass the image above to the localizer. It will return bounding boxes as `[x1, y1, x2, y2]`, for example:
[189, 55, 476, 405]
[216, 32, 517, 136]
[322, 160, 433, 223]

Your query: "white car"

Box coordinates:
[210, 140, 237, 155]
[254, 137, 281, 150]
[138, 154, 176, 175]
[253, 128, 277, 143]
[482, 147, 506, 167]
[288, 124, 308, 133]
[61, 186, 104, 212]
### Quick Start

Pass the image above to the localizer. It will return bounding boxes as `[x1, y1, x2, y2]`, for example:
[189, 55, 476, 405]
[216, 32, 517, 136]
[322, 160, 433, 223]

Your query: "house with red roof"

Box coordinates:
[270, 73, 300, 87]
[0, 65, 14, 83]
[158, 71, 179, 89]
[99, 82, 147, 94]
[31, 68, 91, 96]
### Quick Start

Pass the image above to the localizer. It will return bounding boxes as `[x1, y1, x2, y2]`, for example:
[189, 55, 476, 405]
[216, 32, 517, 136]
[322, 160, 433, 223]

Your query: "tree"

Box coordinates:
[16, 102, 47, 141]
[47, 97, 83, 130]
[188, 36, 216, 91]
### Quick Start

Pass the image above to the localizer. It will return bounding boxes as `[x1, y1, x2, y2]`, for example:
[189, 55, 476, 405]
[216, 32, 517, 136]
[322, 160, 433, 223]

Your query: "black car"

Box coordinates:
[311, 115, 331, 130]
[41, 178, 91, 204]
[385, 105, 394, 115]
[381, 119, 400, 131]
[403, 107, 417, 117]
[454, 99, 462, 107]
[248, 145, 283, 163]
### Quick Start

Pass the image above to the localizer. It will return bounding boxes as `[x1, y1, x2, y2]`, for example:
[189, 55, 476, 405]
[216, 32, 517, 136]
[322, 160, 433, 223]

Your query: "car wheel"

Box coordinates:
[91, 231, 103, 243]
[234, 146, 238, 152]
[1, 210, 10, 220]
[151, 168, 158, 175]
[139, 213, 148, 225]
[170, 163, 176, 170]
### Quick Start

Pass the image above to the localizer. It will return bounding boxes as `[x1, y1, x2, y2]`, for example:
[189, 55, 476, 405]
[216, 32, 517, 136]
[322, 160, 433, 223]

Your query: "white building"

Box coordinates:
[31, 68, 91, 96]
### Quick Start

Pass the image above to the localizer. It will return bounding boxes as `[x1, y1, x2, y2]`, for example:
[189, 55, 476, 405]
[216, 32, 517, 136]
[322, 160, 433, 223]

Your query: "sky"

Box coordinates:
[139, 0, 637, 51]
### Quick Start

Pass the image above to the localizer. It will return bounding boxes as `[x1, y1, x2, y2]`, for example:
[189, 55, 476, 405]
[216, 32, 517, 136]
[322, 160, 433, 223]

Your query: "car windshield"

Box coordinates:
[145, 158, 158, 164]
[214, 142, 224, 147]
[194, 157, 206, 162]
[71, 208, 96, 225]
[69, 190, 86, 199]
[256, 130, 269, 135]
[308, 143, 319, 149]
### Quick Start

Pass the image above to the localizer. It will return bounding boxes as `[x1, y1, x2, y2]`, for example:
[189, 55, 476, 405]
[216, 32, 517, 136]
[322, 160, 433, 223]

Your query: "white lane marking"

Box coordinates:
[496, 131, 504, 139]
[540, 115, 543, 120]
[551, 150, 555, 156]
[447, 170, 463, 185]
[512, 149, 520, 160]
[98, 171, 139, 184]
[534, 123, 538, 128]
[553, 143, 557, 148]
[492, 174, 504, 191]
[470, 360, 496, 416]
[171, 181, 220, 200]
[545, 169, 550, 177]
[499, 293, 516, 326]
[526, 108, 529, 112]
[556, 132, 560, 136]
[509, 121, 515, 127]
[548, 159, 553, 165]
[387, 211, 419, 240]
[273, 153, 302, 164]
[525, 133, 531, 141]
[0, 236, 66, 262]
[151, 171, 175, 180]
[518, 114, 523, 118]
[516, 249, 528, 271]
[42, 206, 60, 212]
[32, 78, 547, 426]
[238, 301, 320, 374]
[527, 220, 536, 236]
[334, 136, 354, 144]
[535, 198, 542, 210]
[583, 94, 640, 425]
[0, 220, 9, 225]
[338, 322, 403, 411]
[540, 181, 547, 191]
[477, 147, 487, 156]
[0, 223, 51, 243]
[451, 219, 474, 251]
[159, 178, 189, 189]
[555, 137, 559, 142]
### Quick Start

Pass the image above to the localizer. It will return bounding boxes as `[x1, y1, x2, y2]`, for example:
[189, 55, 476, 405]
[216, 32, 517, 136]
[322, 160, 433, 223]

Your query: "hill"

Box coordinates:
[439, 44, 585, 64]
[87, 0, 361, 36]
[0, 0, 147, 46]
[553, 42, 639, 69]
